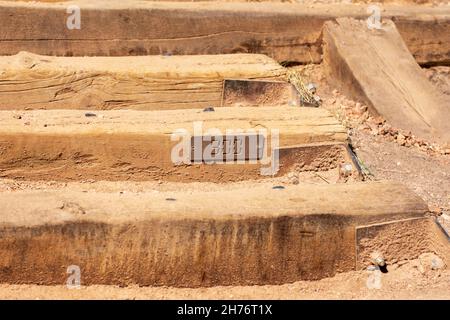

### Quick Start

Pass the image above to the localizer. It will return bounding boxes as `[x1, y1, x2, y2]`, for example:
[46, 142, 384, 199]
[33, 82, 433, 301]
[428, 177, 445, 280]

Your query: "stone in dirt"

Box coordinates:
[418, 253, 445, 272]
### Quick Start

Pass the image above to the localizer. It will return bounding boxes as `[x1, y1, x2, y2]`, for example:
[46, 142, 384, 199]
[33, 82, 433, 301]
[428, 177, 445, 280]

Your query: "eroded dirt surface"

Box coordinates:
[291, 63, 450, 214]
[351, 131, 450, 212]
[0, 257, 447, 300]
[425, 66, 450, 96]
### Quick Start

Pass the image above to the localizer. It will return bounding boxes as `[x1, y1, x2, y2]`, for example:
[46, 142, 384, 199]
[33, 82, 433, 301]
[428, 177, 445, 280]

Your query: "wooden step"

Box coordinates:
[0, 52, 285, 110]
[323, 18, 450, 147]
[0, 181, 432, 287]
[0, 107, 348, 182]
[0, 1, 448, 65]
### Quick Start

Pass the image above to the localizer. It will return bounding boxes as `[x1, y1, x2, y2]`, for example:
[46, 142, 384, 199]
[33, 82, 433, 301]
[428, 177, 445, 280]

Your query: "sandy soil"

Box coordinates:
[292, 63, 450, 211]
[425, 66, 450, 97]
[0, 256, 447, 300]
[8, 0, 450, 3]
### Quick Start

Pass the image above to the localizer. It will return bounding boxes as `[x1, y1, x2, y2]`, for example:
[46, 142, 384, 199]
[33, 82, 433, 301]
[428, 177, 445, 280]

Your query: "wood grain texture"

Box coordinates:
[0, 181, 428, 286]
[323, 18, 450, 147]
[0, 107, 347, 181]
[0, 52, 285, 110]
[0, 1, 448, 65]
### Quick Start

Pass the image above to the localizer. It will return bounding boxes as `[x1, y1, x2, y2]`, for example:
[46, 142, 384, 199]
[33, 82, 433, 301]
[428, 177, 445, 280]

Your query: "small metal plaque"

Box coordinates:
[190, 134, 265, 163]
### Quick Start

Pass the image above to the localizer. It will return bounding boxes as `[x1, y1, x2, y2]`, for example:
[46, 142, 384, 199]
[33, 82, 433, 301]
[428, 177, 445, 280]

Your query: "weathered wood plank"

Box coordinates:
[0, 181, 428, 286]
[0, 107, 347, 181]
[323, 18, 450, 147]
[0, 1, 448, 65]
[0, 52, 285, 110]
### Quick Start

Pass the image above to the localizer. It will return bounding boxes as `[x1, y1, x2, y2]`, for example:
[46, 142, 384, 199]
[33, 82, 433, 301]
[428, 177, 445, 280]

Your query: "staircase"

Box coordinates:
[0, 0, 448, 288]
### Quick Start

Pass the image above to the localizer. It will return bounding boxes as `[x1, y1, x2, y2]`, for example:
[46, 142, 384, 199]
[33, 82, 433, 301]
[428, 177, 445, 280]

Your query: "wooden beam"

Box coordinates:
[0, 107, 347, 181]
[323, 18, 450, 147]
[0, 1, 448, 65]
[0, 181, 428, 286]
[0, 52, 285, 110]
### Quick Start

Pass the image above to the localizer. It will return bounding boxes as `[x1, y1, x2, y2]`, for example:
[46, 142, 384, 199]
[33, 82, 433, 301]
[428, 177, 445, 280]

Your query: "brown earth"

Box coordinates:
[290, 63, 450, 210]
[425, 66, 450, 96]
[0, 256, 448, 299]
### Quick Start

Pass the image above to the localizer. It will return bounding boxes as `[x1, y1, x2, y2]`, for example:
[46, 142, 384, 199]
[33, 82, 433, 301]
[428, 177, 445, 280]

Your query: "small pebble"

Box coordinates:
[306, 83, 317, 94]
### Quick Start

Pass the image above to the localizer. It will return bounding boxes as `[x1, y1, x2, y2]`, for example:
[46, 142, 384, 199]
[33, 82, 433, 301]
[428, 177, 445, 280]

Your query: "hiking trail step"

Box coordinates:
[0, 52, 285, 110]
[0, 107, 348, 182]
[0, 180, 441, 287]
